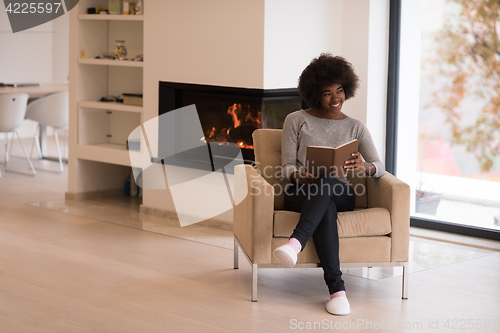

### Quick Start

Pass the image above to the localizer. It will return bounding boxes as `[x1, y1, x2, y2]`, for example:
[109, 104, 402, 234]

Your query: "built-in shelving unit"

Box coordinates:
[75, 143, 141, 167]
[78, 101, 143, 113]
[78, 14, 144, 21]
[68, 0, 145, 198]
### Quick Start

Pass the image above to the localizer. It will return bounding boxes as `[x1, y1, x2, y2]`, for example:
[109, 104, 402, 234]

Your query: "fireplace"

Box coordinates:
[157, 82, 304, 167]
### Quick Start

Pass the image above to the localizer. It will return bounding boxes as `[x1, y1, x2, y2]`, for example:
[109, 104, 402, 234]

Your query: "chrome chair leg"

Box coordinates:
[6, 131, 36, 175]
[7, 132, 12, 169]
[63, 127, 68, 160]
[402, 262, 409, 299]
[54, 130, 64, 173]
[16, 130, 36, 175]
[252, 264, 258, 302]
[234, 237, 239, 269]
[4, 132, 9, 164]
[30, 123, 43, 160]
[1, 133, 7, 177]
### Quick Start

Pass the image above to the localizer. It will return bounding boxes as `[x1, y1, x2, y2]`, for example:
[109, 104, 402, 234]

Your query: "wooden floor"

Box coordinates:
[1, 146, 500, 332]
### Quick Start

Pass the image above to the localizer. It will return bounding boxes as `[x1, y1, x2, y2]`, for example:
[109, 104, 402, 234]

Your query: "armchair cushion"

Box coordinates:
[273, 207, 391, 238]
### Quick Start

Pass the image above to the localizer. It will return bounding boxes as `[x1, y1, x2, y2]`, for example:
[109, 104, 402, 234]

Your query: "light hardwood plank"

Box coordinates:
[0, 289, 126, 333]
[0, 302, 93, 333]
[0, 314, 47, 333]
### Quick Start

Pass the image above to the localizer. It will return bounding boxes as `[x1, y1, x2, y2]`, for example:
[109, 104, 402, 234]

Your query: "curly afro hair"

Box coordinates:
[298, 53, 359, 108]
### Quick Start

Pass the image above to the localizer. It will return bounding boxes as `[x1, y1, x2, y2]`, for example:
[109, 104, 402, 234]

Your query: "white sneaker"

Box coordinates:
[273, 244, 297, 268]
[325, 296, 350, 315]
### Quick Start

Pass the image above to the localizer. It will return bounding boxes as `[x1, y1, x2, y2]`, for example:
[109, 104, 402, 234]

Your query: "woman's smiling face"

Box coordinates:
[318, 83, 345, 117]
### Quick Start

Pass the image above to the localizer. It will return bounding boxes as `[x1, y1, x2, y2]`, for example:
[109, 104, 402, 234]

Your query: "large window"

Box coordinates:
[397, 0, 500, 235]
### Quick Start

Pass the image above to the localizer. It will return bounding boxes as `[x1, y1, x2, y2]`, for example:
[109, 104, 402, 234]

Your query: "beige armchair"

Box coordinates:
[233, 129, 410, 302]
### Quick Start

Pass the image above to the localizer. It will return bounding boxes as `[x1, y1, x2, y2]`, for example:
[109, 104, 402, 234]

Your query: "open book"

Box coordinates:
[305, 139, 359, 178]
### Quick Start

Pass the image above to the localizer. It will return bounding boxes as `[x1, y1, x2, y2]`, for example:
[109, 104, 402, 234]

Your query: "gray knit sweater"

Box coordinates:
[281, 110, 385, 184]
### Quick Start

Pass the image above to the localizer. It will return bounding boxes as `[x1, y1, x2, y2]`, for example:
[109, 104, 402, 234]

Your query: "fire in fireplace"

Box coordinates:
[201, 102, 261, 149]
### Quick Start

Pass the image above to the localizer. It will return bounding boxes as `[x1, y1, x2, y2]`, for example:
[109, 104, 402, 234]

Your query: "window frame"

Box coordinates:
[386, 0, 500, 241]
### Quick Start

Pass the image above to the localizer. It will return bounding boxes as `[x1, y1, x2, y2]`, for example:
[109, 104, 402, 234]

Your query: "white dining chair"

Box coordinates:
[25, 91, 69, 173]
[0, 93, 35, 177]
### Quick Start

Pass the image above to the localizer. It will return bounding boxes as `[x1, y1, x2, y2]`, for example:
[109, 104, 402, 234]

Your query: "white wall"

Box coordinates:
[366, 0, 389, 162]
[342, 0, 389, 161]
[341, 0, 370, 123]
[263, 0, 343, 89]
[144, 0, 265, 94]
[142, 0, 266, 215]
[0, 15, 53, 83]
[0, 8, 68, 83]
[0, 7, 69, 138]
[52, 13, 70, 83]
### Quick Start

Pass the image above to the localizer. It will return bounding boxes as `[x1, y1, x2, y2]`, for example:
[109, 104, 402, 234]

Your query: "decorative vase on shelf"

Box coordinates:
[114, 40, 127, 60]
[108, 0, 122, 15]
[135, 0, 143, 15]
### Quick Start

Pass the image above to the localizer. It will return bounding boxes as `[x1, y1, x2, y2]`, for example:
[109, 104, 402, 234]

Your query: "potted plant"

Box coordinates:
[415, 174, 442, 216]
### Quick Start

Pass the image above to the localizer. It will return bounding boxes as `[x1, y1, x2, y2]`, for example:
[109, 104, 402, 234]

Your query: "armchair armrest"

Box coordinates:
[233, 165, 275, 264]
[367, 172, 411, 262]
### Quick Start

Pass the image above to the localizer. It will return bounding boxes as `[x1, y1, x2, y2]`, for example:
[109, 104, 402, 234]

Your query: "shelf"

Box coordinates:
[78, 58, 144, 67]
[69, 0, 147, 195]
[76, 144, 142, 167]
[79, 14, 144, 21]
[79, 101, 143, 113]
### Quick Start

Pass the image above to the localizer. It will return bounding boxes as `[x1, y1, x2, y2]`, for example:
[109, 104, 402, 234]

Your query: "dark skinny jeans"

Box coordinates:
[283, 174, 355, 295]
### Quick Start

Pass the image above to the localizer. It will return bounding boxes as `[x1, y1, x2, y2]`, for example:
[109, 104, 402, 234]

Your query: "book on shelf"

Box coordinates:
[305, 139, 359, 178]
[122, 93, 143, 106]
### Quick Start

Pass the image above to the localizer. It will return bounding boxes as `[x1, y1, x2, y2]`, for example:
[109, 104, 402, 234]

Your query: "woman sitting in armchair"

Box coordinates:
[273, 53, 385, 315]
